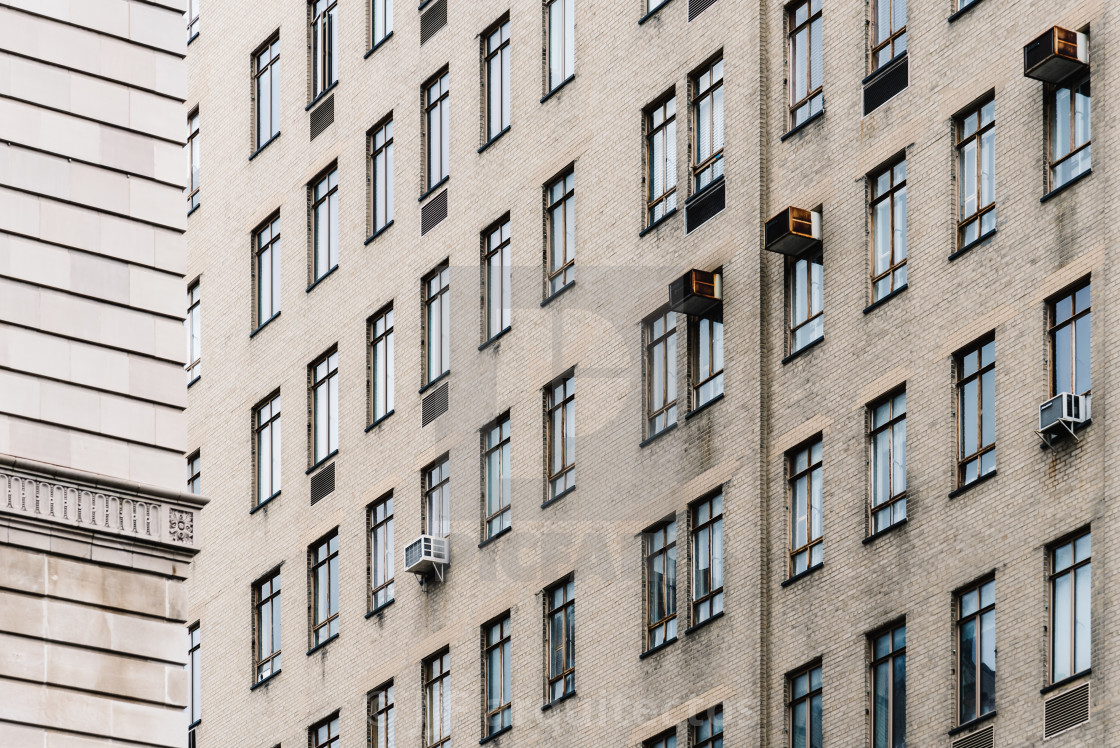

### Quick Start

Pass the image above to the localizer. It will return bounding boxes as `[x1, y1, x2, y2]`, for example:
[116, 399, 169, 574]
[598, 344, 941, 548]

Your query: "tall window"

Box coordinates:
[187, 452, 201, 494]
[692, 493, 723, 624]
[546, 374, 575, 500]
[370, 494, 394, 611]
[869, 390, 905, 534]
[424, 71, 450, 190]
[1050, 282, 1090, 396]
[254, 570, 281, 682]
[311, 168, 339, 283]
[788, 663, 822, 748]
[546, 170, 575, 296]
[423, 264, 450, 385]
[370, 118, 395, 235]
[871, 0, 906, 71]
[423, 650, 451, 748]
[484, 19, 511, 141]
[546, 577, 575, 702]
[691, 58, 724, 191]
[484, 615, 512, 736]
[646, 96, 677, 225]
[254, 216, 281, 327]
[484, 219, 512, 341]
[372, 0, 393, 48]
[545, 0, 574, 92]
[788, 254, 823, 354]
[424, 456, 450, 538]
[311, 714, 340, 748]
[1049, 72, 1091, 191]
[956, 338, 995, 487]
[369, 682, 395, 748]
[370, 306, 395, 422]
[187, 111, 200, 211]
[484, 416, 511, 539]
[871, 623, 906, 748]
[645, 519, 677, 649]
[187, 0, 199, 41]
[646, 732, 675, 748]
[956, 577, 995, 724]
[311, 350, 339, 464]
[310, 532, 339, 646]
[692, 315, 724, 408]
[646, 310, 678, 438]
[1051, 531, 1091, 683]
[788, 439, 822, 577]
[788, 0, 822, 128]
[255, 38, 280, 148]
[311, 0, 338, 98]
[255, 393, 281, 506]
[870, 157, 907, 303]
[692, 705, 723, 748]
[188, 624, 200, 726]
[186, 281, 201, 382]
[956, 99, 995, 248]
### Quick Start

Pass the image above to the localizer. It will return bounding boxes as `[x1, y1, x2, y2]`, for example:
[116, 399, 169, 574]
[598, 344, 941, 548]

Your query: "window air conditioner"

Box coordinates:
[668, 269, 722, 318]
[1024, 27, 1088, 84]
[765, 207, 822, 258]
[404, 534, 449, 581]
[1037, 392, 1090, 446]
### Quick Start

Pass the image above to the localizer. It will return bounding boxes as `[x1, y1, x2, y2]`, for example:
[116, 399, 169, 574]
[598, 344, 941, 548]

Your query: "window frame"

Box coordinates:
[545, 169, 576, 297]
[310, 349, 339, 465]
[868, 389, 906, 534]
[424, 455, 451, 538]
[371, 0, 393, 49]
[254, 392, 282, 507]
[483, 217, 512, 342]
[188, 623, 201, 726]
[691, 492, 724, 625]
[955, 576, 995, 725]
[870, 0, 906, 72]
[423, 70, 450, 191]
[645, 308, 678, 438]
[423, 649, 452, 748]
[483, 414, 511, 539]
[645, 93, 678, 226]
[253, 214, 281, 328]
[644, 730, 676, 748]
[187, 0, 199, 41]
[545, 0, 575, 93]
[644, 517, 678, 650]
[483, 614, 512, 736]
[483, 17, 511, 143]
[369, 492, 395, 611]
[690, 57, 725, 193]
[787, 0, 823, 128]
[422, 263, 450, 386]
[788, 437, 823, 577]
[690, 313, 724, 409]
[311, 0, 339, 99]
[309, 531, 339, 646]
[1047, 71, 1091, 192]
[870, 622, 906, 748]
[368, 681, 395, 748]
[787, 662, 823, 748]
[1049, 529, 1091, 684]
[310, 167, 339, 283]
[691, 704, 724, 748]
[187, 451, 201, 495]
[869, 156, 907, 303]
[368, 304, 395, 424]
[1048, 280, 1091, 398]
[369, 116, 395, 236]
[310, 712, 340, 748]
[955, 337, 995, 487]
[787, 251, 823, 355]
[254, 36, 281, 149]
[253, 568, 282, 682]
[187, 110, 200, 211]
[545, 576, 575, 702]
[186, 281, 201, 382]
[955, 97, 995, 249]
[545, 372, 576, 500]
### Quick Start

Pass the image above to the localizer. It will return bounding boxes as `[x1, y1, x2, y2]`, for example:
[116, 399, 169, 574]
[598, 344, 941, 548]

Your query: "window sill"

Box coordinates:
[685, 392, 724, 421]
[306, 265, 339, 293]
[639, 207, 678, 238]
[365, 598, 395, 619]
[249, 132, 281, 162]
[479, 327, 512, 352]
[684, 610, 724, 636]
[250, 311, 281, 338]
[862, 52, 907, 86]
[305, 82, 338, 112]
[541, 485, 575, 509]
[478, 525, 512, 549]
[782, 335, 824, 365]
[305, 451, 338, 475]
[948, 710, 997, 736]
[187, 203, 200, 218]
[948, 469, 996, 499]
[480, 725, 512, 745]
[249, 491, 281, 515]
[863, 283, 908, 315]
[541, 690, 576, 712]
[306, 633, 339, 656]
[188, 32, 199, 45]
[418, 176, 450, 203]
[478, 127, 511, 154]
[540, 75, 575, 104]
[782, 562, 823, 588]
[947, 0, 987, 23]
[365, 410, 395, 432]
[364, 31, 393, 58]
[1041, 669, 1090, 695]
[638, 0, 675, 25]
[364, 220, 394, 245]
[948, 229, 996, 261]
[639, 422, 678, 448]
[541, 280, 576, 307]
[1041, 169, 1092, 203]
[249, 669, 281, 691]
[780, 109, 825, 142]
[862, 516, 908, 545]
[639, 635, 677, 659]
[187, 375, 201, 389]
[418, 371, 450, 395]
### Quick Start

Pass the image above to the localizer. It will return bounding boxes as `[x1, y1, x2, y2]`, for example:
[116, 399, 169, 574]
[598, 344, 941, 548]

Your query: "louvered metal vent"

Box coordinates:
[310, 95, 335, 141]
[688, 0, 718, 21]
[421, 382, 449, 426]
[685, 178, 725, 233]
[420, 188, 448, 235]
[863, 55, 908, 115]
[420, 0, 447, 44]
[310, 462, 335, 505]
[951, 725, 993, 748]
[1044, 682, 1090, 739]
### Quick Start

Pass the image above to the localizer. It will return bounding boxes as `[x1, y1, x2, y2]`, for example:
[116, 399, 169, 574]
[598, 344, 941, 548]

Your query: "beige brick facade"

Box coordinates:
[187, 0, 1115, 746]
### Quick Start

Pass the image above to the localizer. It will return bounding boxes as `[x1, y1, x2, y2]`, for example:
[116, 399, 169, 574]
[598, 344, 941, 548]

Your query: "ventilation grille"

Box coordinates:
[420, 188, 448, 235]
[952, 725, 993, 748]
[685, 178, 725, 233]
[688, 0, 719, 21]
[863, 55, 908, 115]
[1044, 682, 1090, 739]
[310, 462, 336, 505]
[420, 0, 447, 44]
[421, 382, 449, 426]
[310, 95, 335, 141]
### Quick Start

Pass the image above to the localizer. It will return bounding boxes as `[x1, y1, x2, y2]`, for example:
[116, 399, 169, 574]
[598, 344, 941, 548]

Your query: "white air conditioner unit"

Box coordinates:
[1037, 392, 1090, 447]
[404, 534, 449, 581]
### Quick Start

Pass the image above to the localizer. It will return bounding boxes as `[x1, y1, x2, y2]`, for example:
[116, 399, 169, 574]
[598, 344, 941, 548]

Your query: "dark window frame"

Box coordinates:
[870, 0, 906, 72]
[309, 531, 339, 646]
[254, 391, 282, 506]
[955, 337, 995, 487]
[690, 57, 725, 193]
[187, 110, 200, 210]
[422, 262, 450, 386]
[423, 70, 450, 191]
[424, 455, 451, 538]
[788, 437, 823, 577]
[253, 568, 282, 682]
[645, 308, 678, 438]
[310, 166, 339, 283]
[955, 97, 995, 249]
[955, 576, 995, 724]
[369, 116, 395, 236]
[787, 661, 823, 748]
[483, 217, 512, 342]
[545, 373, 576, 499]
[483, 614, 512, 736]
[253, 214, 282, 327]
[691, 704, 724, 748]
[483, 17, 511, 142]
[368, 680, 395, 748]
[187, 451, 201, 495]
[545, 576, 575, 702]
[310, 712, 340, 748]
[1049, 529, 1091, 684]
[368, 304, 395, 424]
[368, 492, 395, 611]
[870, 622, 906, 748]
[1048, 280, 1091, 397]
[186, 280, 201, 381]
[254, 36, 281, 149]
[868, 389, 906, 534]
[1047, 71, 1091, 192]
[545, 169, 576, 296]
[787, 0, 823, 128]
[644, 517, 678, 650]
[309, 348, 339, 465]
[869, 157, 907, 303]
[423, 649, 452, 747]
[645, 94, 678, 226]
[691, 492, 724, 624]
[311, 0, 339, 99]
[483, 414, 512, 539]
